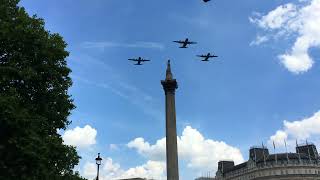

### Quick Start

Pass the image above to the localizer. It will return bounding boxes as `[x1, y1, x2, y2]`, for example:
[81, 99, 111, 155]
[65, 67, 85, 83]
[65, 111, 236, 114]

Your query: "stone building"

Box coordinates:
[197, 143, 320, 180]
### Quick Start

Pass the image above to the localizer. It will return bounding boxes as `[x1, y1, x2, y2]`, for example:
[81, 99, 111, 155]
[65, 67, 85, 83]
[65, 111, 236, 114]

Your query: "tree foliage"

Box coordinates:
[0, 0, 86, 179]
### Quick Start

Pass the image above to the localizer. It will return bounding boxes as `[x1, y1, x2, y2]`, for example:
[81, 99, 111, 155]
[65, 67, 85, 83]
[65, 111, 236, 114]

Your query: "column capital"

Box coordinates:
[161, 60, 178, 93]
[161, 79, 178, 93]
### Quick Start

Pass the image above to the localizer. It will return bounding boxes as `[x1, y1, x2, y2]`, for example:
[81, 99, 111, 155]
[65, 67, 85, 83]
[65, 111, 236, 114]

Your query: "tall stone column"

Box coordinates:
[161, 60, 179, 180]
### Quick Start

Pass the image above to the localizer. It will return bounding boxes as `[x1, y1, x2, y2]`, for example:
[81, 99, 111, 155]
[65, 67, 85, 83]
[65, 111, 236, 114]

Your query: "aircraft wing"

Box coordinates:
[209, 55, 218, 57]
[187, 41, 197, 44]
[141, 59, 150, 62]
[197, 55, 206, 57]
[173, 40, 184, 44]
[128, 59, 138, 61]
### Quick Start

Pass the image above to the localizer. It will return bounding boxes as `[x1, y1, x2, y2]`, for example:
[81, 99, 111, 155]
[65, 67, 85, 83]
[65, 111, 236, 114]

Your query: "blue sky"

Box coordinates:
[20, 0, 320, 179]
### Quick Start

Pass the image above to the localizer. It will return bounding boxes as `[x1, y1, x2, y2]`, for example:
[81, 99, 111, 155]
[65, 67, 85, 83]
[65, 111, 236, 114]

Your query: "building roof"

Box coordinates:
[226, 162, 247, 172]
[256, 153, 317, 163]
[223, 153, 318, 174]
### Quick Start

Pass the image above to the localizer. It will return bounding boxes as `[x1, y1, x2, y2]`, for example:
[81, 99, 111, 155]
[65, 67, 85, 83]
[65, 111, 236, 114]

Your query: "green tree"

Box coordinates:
[0, 0, 86, 179]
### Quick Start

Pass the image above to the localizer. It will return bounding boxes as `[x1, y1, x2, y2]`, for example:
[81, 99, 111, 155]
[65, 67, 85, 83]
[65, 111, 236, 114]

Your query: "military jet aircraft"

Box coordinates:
[173, 38, 197, 48]
[203, 0, 211, 2]
[197, 53, 218, 61]
[128, 57, 150, 65]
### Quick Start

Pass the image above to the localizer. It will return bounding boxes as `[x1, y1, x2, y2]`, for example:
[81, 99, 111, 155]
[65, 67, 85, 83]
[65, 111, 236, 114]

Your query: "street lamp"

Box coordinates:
[95, 153, 102, 180]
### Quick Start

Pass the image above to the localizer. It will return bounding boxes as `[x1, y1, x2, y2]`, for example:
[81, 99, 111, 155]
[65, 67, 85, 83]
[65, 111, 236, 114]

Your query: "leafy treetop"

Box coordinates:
[0, 0, 86, 179]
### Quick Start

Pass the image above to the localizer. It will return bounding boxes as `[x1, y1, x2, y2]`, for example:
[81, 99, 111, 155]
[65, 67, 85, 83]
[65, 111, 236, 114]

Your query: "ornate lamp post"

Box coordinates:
[95, 153, 102, 180]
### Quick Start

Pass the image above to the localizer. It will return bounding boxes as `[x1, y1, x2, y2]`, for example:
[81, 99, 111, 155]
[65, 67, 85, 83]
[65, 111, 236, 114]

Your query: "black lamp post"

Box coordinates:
[95, 153, 102, 180]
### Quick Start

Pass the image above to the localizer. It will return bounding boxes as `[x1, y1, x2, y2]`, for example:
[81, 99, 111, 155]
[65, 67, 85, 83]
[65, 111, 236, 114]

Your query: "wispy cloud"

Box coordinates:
[250, 35, 269, 46]
[72, 74, 163, 119]
[70, 54, 163, 120]
[71, 75, 129, 99]
[170, 13, 210, 28]
[81, 41, 165, 50]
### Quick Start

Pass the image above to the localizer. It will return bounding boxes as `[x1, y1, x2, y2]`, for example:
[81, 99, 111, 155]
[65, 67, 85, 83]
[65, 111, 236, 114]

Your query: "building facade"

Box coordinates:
[199, 143, 320, 180]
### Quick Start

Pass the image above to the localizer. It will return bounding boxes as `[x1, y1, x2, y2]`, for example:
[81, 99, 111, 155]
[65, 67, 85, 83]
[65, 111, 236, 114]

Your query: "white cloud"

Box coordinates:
[83, 162, 97, 178]
[82, 41, 165, 50]
[62, 125, 97, 148]
[82, 159, 165, 180]
[128, 126, 244, 171]
[116, 160, 165, 180]
[79, 126, 243, 179]
[250, 4, 298, 30]
[270, 130, 288, 146]
[250, 0, 320, 73]
[269, 111, 320, 147]
[103, 158, 121, 173]
[178, 126, 244, 170]
[128, 137, 166, 161]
